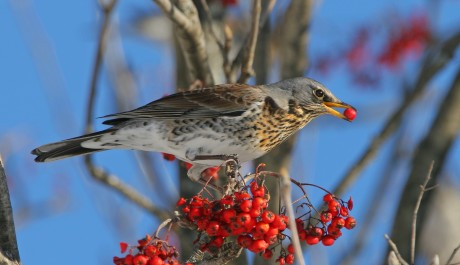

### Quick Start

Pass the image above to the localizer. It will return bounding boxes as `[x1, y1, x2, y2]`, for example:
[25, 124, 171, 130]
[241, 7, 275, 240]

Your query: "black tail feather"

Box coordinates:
[32, 129, 114, 162]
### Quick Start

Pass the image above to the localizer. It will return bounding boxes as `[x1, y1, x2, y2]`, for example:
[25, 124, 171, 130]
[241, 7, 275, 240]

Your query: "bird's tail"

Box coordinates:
[31, 129, 115, 162]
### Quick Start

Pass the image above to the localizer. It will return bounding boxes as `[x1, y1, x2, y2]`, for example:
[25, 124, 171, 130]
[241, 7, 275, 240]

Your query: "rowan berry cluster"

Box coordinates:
[113, 172, 357, 264]
[113, 235, 185, 265]
[296, 194, 356, 247]
[177, 180, 293, 263]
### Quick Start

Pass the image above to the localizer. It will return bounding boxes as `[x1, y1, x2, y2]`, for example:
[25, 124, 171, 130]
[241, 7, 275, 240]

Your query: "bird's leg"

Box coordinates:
[192, 154, 240, 179]
[192, 154, 239, 164]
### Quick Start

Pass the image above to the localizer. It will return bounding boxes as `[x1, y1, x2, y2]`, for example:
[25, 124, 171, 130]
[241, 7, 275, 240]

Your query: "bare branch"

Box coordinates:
[410, 161, 435, 265]
[82, 0, 170, 220]
[154, 0, 214, 85]
[391, 57, 460, 258]
[333, 31, 460, 197]
[446, 243, 460, 265]
[385, 234, 409, 265]
[84, 156, 170, 220]
[237, 0, 262, 83]
[0, 156, 21, 265]
[388, 251, 401, 265]
[278, 169, 306, 265]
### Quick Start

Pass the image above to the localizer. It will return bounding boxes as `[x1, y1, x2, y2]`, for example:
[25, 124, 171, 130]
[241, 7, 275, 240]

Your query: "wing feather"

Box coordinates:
[102, 84, 266, 125]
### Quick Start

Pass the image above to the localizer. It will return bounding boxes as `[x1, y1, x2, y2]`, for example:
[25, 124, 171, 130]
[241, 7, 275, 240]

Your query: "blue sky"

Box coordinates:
[1, 0, 460, 264]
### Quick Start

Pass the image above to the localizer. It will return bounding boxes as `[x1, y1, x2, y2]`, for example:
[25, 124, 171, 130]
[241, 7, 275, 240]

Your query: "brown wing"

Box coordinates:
[102, 83, 266, 125]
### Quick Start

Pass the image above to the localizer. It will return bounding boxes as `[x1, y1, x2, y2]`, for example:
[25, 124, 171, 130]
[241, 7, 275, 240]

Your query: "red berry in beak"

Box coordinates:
[344, 108, 357, 121]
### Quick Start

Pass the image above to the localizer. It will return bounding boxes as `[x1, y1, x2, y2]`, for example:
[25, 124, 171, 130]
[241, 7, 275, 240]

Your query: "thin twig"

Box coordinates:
[410, 161, 435, 265]
[151, 0, 193, 33]
[83, 0, 169, 220]
[237, 0, 261, 83]
[385, 234, 409, 265]
[155, 218, 173, 238]
[278, 168, 305, 265]
[84, 156, 170, 220]
[446, 242, 460, 265]
[85, 0, 117, 134]
[259, 0, 276, 26]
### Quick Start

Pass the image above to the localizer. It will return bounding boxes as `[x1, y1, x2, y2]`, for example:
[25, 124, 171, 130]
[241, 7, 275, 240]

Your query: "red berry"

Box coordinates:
[278, 257, 286, 265]
[250, 181, 259, 194]
[262, 249, 273, 259]
[124, 255, 134, 265]
[323, 193, 334, 202]
[144, 245, 157, 257]
[176, 197, 186, 206]
[252, 197, 267, 210]
[209, 237, 224, 248]
[309, 227, 324, 237]
[255, 221, 270, 234]
[305, 235, 320, 245]
[249, 239, 269, 253]
[239, 200, 253, 212]
[322, 235, 335, 246]
[285, 254, 295, 264]
[265, 227, 279, 237]
[343, 108, 356, 121]
[221, 208, 237, 223]
[340, 206, 349, 217]
[331, 217, 345, 229]
[148, 256, 164, 265]
[320, 211, 333, 223]
[133, 254, 149, 265]
[161, 153, 175, 161]
[345, 217, 357, 229]
[298, 229, 307, 240]
[264, 234, 278, 244]
[249, 208, 262, 218]
[328, 200, 340, 212]
[253, 187, 265, 197]
[119, 242, 128, 253]
[261, 210, 275, 223]
[205, 221, 220, 236]
[347, 196, 354, 211]
[237, 235, 253, 248]
[236, 213, 252, 227]
[287, 244, 295, 254]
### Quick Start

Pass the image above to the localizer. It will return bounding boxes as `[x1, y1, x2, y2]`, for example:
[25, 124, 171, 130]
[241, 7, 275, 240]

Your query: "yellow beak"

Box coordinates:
[322, 102, 356, 121]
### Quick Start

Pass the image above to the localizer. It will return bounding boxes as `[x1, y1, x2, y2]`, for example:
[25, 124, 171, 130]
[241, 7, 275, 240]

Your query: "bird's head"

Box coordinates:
[270, 77, 356, 121]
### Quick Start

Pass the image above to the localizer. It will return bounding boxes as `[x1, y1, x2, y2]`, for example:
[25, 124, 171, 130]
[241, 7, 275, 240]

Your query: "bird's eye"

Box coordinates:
[314, 89, 324, 99]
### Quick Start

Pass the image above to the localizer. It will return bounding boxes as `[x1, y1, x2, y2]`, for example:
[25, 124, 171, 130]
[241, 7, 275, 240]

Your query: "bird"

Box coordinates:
[32, 77, 356, 181]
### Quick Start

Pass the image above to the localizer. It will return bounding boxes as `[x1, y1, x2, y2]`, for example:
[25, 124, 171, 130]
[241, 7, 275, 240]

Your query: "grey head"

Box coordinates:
[264, 77, 356, 121]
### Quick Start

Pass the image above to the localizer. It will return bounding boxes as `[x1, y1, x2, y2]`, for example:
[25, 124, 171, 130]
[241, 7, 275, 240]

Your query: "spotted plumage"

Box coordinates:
[32, 77, 355, 181]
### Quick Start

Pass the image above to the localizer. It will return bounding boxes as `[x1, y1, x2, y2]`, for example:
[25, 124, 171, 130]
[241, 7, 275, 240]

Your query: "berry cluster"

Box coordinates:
[296, 194, 356, 246]
[177, 180, 295, 264]
[113, 235, 184, 265]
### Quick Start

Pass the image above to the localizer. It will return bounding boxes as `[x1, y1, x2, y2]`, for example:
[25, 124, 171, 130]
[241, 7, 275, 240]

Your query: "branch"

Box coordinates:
[0, 156, 21, 265]
[391, 60, 460, 258]
[410, 161, 434, 265]
[237, 0, 261, 84]
[333, 31, 460, 197]
[279, 0, 313, 79]
[153, 0, 214, 85]
[385, 234, 409, 265]
[278, 170, 306, 265]
[83, 0, 170, 220]
[446, 243, 460, 265]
